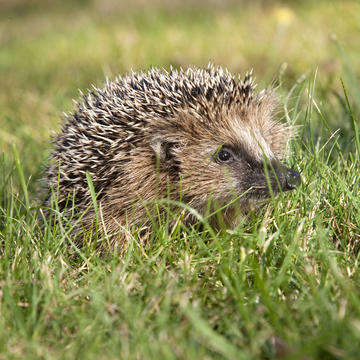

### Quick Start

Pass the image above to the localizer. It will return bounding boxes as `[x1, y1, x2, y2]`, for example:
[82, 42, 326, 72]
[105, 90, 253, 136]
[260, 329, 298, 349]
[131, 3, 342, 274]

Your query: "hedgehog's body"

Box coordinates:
[46, 65, 300, 244]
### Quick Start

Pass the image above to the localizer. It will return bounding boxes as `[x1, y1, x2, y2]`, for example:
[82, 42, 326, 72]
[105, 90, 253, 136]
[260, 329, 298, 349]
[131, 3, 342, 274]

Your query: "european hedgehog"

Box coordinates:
[45, 65, 300, 244]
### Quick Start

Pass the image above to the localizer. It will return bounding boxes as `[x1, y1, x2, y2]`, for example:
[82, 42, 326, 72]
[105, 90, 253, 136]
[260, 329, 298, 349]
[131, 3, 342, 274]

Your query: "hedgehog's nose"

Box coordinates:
[270, 161, 301, 191]
[285, 168, 301, 190]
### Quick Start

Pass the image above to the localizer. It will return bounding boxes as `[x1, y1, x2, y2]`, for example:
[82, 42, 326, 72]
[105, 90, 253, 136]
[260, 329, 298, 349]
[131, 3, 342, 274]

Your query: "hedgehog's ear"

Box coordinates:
[150, 135, 177, 162]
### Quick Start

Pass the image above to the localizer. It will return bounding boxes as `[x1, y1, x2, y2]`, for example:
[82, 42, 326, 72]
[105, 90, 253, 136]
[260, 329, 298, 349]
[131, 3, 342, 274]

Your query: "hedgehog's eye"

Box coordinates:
[216, 149, 234, 163]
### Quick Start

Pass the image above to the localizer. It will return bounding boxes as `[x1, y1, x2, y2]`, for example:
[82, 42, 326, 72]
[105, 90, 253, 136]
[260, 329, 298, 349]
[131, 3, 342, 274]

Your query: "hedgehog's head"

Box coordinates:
[149, 82, 300, 214]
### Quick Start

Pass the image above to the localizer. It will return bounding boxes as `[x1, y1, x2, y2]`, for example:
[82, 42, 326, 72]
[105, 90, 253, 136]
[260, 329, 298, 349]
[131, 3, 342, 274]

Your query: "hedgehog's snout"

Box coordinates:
[284, 168, 301, 190]
[271, 161, 300, 192]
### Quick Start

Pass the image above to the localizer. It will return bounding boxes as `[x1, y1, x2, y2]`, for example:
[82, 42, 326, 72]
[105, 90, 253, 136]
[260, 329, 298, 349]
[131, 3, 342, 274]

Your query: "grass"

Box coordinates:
[1, 0, 360, 358]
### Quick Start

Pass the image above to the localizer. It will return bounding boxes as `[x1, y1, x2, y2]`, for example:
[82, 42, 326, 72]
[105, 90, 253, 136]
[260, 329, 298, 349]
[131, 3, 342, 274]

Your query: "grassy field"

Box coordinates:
[1, 0, 360, 358]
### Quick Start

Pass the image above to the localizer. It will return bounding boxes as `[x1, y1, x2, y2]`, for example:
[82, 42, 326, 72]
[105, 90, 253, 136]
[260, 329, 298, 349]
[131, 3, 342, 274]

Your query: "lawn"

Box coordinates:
[1, 0, 360, 358]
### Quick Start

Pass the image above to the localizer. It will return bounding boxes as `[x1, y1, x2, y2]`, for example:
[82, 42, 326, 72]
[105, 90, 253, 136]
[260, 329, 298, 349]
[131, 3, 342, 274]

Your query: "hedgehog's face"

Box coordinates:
[157, 131, 299, 214]
[174, 136, 300, 212]
[150, 94, 300, 214]
[210, 143, 300, 203]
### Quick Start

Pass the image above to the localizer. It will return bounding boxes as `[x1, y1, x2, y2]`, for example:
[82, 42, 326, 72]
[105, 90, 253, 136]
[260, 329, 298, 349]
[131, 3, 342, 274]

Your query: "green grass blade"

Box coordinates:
[11, 143, 30, 210]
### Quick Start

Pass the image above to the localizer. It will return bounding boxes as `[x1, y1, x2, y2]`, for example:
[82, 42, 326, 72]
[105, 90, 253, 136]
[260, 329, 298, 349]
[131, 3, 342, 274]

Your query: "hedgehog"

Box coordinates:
[45, 64, 300, 246]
